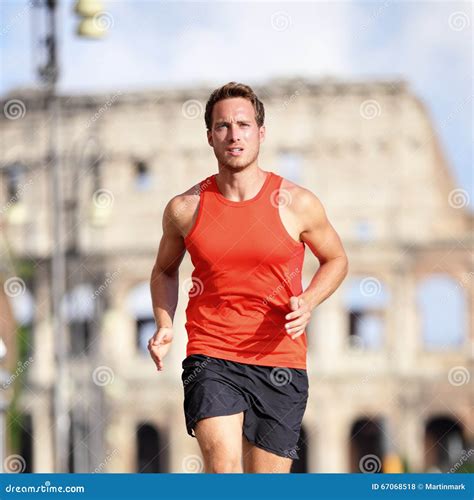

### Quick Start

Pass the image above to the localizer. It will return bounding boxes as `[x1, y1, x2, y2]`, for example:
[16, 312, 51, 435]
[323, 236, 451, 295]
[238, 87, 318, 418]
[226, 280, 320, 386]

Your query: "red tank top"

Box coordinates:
[184, 170, 307, 369]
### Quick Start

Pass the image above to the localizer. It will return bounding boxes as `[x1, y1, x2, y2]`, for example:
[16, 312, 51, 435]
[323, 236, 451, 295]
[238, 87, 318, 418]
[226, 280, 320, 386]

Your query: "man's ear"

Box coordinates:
[259, 125, 266, 143]
[207, 129, 213, 147]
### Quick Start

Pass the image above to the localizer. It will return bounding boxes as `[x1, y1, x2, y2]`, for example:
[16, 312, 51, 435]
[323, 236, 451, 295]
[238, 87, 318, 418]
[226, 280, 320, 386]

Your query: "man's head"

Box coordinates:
[205, 82, 266, 171]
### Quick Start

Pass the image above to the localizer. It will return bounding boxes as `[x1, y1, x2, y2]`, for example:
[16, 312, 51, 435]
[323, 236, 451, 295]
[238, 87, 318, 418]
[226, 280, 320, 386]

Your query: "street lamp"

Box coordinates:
[33, 0, 109, 473]
[74, 0, 108, 38]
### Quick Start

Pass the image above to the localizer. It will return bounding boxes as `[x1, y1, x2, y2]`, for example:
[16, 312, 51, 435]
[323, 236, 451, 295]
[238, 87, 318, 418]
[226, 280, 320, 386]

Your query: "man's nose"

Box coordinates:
[228, 123, 241, 141]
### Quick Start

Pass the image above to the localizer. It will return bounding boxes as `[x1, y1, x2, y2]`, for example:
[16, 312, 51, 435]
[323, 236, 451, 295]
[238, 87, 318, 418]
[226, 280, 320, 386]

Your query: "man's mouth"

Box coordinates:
[226, 147, 244, 156]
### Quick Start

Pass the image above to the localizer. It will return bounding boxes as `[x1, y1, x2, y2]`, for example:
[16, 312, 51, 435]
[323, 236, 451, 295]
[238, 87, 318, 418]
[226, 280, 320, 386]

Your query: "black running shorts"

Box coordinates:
[181, 353, 309, 460]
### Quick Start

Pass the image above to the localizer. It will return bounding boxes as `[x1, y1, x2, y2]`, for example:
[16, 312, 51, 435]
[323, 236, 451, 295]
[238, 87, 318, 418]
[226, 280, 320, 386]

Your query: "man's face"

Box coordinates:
[207, 97, 265, 171]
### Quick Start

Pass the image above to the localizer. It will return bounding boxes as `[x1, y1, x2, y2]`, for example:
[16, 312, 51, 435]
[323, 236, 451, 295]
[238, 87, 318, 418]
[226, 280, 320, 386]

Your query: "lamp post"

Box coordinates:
[33, 0, 108, 472]
[34, 0, 70, 473]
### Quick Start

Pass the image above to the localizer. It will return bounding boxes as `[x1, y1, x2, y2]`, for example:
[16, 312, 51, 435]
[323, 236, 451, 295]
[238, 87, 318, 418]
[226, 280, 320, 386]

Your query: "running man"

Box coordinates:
[149, 82, 348, 473]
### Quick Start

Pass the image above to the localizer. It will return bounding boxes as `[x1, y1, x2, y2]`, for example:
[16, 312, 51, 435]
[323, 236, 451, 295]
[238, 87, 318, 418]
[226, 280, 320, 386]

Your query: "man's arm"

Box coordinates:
[148, 197, 187, 370]
[284, 188, 349, 338]
[151, 198, 186, 328]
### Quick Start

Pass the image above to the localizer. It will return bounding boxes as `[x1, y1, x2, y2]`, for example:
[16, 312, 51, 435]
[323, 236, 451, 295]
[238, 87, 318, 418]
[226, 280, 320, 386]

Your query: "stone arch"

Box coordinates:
[349, 416, 384, 473]
[424, 415, 467, 472]
[136, 422, 168, 473]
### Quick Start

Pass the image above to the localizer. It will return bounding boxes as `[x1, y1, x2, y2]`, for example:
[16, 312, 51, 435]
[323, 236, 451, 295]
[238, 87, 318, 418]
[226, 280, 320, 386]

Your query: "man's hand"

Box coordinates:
[284, 296, 311, 340]
[148, 327, 174, 371]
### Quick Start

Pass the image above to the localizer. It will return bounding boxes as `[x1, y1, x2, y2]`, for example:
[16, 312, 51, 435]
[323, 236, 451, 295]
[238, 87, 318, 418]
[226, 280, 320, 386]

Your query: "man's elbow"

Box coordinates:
[325, 254, 348, 277]
[151, 263, 179, 280]
[340, 254, 349, 278]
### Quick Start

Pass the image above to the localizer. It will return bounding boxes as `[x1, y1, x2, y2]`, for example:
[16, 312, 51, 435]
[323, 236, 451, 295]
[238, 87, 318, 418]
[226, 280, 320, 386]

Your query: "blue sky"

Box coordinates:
[1, 0, 472, 208]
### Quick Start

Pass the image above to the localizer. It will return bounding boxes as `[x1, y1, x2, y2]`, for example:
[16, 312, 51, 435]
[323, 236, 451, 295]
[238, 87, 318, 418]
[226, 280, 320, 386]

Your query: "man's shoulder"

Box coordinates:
[279, 176, 323, 215]
[172, 175, 213, 204]
[164, 181, 204, 228]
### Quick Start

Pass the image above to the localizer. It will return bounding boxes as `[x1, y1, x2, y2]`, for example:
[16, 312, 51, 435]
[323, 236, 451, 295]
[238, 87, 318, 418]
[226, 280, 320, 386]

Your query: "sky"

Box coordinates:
[0, 0, 472, 208]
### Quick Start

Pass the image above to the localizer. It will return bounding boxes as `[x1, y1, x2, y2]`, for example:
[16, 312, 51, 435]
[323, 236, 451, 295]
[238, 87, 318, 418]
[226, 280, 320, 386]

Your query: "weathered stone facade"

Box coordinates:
[0, 78, 472, 473]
